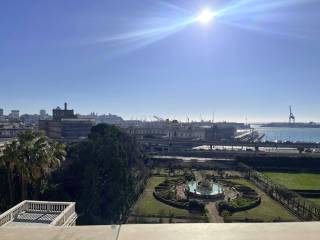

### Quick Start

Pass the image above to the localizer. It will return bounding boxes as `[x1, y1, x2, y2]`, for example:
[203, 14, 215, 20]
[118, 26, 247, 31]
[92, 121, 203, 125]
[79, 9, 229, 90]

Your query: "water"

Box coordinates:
[252, 125, 320, 143]
[187, 181, 223, 196]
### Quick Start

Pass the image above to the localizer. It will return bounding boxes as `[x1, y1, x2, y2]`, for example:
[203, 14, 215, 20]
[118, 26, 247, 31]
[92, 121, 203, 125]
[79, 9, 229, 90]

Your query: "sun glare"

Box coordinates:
[197, 9, 215, 24]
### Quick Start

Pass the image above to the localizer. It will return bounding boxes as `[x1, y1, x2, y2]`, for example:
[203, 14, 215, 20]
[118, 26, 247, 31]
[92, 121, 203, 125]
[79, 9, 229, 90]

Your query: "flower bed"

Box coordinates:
[217, 181, 261, 214]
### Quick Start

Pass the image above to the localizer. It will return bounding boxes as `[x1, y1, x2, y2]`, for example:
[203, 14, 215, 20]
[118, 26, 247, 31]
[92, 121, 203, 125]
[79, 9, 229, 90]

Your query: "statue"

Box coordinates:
[197, 174, 213, 194]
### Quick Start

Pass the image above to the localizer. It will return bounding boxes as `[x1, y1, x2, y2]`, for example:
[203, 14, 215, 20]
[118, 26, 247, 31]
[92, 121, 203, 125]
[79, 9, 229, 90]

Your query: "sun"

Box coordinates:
[197, 9, 215, 24]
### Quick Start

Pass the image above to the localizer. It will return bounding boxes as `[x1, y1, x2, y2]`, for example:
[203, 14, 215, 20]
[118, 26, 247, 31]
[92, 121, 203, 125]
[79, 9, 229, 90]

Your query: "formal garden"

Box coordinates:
[129, 177, 206, 223]
[128, 167, 299, 223]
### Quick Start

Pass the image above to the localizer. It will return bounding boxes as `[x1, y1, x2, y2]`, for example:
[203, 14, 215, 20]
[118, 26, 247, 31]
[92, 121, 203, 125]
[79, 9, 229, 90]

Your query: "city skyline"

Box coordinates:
[0, 104, 318, 124]
[1, 0, 320, 122]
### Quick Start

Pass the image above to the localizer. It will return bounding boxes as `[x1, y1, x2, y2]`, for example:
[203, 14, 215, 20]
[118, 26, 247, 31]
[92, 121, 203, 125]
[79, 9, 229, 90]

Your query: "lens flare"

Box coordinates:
[197, 9, 216, 24]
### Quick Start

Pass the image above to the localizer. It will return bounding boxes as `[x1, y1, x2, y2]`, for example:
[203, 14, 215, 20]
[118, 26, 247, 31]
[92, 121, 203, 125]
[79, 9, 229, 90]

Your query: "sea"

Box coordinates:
[252, 125, 320, 143]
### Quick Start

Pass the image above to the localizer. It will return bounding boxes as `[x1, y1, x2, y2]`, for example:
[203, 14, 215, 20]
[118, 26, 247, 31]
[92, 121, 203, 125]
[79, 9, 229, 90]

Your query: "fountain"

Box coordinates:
[186, 174, 224, 199]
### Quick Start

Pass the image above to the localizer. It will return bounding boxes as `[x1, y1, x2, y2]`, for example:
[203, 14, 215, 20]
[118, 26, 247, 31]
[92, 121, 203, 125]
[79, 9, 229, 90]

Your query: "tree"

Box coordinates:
[11, 131, 66, 201]
[45, 124, 146, 225]
[0, 141, 19, 204]
[27, 133, 66, 199]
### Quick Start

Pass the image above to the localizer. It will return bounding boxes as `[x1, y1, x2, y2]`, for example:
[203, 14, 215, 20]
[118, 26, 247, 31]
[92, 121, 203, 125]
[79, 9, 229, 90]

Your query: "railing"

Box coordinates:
[0, 201, 27, 226]
[238, 162, 320, 221]
[50, 202, 76, 226]
[26, 201, 70, 213]
[0, 200, 76, 227]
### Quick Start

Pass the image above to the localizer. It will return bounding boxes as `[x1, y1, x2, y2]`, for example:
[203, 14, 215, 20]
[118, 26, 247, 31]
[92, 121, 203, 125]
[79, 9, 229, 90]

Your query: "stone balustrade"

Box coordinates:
[50, 202, 76, 226]
[0, 200, 76, 227]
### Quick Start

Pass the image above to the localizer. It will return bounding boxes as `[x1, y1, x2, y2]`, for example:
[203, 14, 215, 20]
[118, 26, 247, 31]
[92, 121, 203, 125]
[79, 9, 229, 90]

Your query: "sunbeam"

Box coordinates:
[86, 0, 318, 55]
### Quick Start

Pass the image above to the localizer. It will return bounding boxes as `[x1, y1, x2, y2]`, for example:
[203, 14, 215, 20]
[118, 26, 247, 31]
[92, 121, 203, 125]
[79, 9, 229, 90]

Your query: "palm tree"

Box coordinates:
[16, 131, 66, 200]
[29, 136, 66, 199]
[16, 131, 36, 200]
[0, 141, 19, 204]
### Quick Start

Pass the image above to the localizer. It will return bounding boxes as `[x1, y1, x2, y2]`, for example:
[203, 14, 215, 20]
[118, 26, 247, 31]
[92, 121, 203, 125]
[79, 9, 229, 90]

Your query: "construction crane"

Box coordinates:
[289, 106, 295, 124]
[153, 116, 164, 122]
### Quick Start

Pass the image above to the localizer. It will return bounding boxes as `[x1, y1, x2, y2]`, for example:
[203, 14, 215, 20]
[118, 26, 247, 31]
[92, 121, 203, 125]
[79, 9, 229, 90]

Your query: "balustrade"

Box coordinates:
[0, 200, 76, 227]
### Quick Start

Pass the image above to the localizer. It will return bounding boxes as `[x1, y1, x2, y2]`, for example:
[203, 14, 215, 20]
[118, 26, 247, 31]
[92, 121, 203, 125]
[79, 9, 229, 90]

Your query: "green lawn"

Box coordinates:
[132, 176, 204, 219]
[263, 172, 320, 190]
[226, 179, 298, 222]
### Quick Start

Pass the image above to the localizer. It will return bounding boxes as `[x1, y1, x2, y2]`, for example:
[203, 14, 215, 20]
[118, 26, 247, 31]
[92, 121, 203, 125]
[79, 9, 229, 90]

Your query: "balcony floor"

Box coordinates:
[7, 211, 59, 226]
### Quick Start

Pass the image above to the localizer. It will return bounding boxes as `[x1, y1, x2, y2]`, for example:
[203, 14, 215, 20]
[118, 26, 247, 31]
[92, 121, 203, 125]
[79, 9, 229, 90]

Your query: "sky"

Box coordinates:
[1, 0, 320, 122]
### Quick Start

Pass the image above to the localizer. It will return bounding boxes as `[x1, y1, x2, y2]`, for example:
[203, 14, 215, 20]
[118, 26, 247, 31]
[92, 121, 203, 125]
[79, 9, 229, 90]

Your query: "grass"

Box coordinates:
[263, 172, 320, 190]
[225, 179, 298, 222]
[132, 176, 204, 219]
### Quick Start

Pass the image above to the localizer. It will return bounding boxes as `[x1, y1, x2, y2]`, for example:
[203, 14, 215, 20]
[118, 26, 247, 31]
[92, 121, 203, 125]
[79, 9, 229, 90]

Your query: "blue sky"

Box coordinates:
[1, 0, 320, 122]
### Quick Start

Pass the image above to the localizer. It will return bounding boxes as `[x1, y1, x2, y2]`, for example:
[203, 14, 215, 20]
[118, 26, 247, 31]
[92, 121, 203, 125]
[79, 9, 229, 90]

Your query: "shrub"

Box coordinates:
[221, 210, 231, 217]
[218, 197, 261, 214]
[188, 200, 205, 213]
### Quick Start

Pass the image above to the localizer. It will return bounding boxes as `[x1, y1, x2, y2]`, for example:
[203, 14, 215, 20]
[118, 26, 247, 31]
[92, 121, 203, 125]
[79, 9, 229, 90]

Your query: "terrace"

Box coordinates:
[0, 223, 320, 240]
[0, 200, 77, 227]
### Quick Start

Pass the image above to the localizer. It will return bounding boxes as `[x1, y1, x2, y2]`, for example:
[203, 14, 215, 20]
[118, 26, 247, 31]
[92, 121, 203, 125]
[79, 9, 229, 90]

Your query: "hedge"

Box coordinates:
[217, 197, 261, 213]
[153, 192, 189, 209]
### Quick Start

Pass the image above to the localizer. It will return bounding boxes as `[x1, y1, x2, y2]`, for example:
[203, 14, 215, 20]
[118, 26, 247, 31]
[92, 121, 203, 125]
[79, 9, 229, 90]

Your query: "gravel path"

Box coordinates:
[206, 202, 224, 223]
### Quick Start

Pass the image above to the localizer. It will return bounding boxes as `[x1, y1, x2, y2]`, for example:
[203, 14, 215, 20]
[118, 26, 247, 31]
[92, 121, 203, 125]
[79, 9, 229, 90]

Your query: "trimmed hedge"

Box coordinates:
[217, 181, 261, 214]
[188, 200, 205, 213]
[153, 178, 205, 213]
[153, 192, 189, 209]
[293, 190, 320, 198]
[217, 197, 261, 213]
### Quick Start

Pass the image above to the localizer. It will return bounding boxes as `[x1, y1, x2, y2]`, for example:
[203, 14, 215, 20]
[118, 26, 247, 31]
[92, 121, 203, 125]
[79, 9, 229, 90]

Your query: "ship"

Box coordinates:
[261, 122, 320, 128]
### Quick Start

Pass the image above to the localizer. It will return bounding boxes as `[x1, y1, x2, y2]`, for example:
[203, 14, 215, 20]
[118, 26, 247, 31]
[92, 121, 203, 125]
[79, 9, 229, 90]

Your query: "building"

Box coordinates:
[96, 113, 124, 125]
[52, 103, 76, 121]
[0, 108, 5, 121]
[0, 127, 31, 138]
[8, 110, 19, 121]
[127, 126, 168, 139]
[39, 103, 95, 140]
[167, 123, 205, 140]
[0, 121, 33, 138]
[39, 109, 48, 120]
[126, 121, 235, 141]
[20, 114, 40, 125]
[204, 125, 236, 141]
[0, 200, 77, 227]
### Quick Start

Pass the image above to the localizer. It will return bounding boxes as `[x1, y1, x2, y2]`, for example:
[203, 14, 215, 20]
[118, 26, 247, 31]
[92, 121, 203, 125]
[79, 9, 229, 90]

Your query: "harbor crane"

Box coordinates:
[153, 116, 164, 122]
[289, 106, 295, 124]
